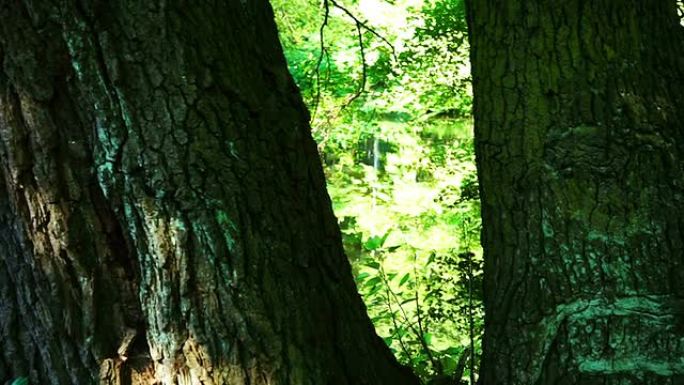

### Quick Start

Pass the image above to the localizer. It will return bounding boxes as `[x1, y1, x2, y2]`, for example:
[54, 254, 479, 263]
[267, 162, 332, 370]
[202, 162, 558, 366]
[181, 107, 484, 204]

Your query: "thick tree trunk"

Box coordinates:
[466, 1, 684, 384]
[0, 2, 418, 385]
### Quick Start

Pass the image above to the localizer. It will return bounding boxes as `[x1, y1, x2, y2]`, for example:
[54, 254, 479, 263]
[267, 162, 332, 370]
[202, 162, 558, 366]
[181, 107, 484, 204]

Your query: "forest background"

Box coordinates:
[272, 0, 482, 382]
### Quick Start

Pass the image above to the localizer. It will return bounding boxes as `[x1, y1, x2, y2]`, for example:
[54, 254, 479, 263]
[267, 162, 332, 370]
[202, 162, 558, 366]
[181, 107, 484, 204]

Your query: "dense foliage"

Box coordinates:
[272, 0, 483, 382]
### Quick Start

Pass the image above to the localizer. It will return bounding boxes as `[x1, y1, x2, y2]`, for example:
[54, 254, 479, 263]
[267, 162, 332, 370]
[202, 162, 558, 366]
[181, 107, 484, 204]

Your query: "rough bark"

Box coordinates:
[466, 1, 684, 384]
[0, 2, 419, 385]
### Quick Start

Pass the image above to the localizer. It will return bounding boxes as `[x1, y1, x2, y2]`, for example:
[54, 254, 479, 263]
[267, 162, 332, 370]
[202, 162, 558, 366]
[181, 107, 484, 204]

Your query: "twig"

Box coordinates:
[329, 0, 397, 108]
[311, 0, 397, 120]
[328, 0, 397, 61]
[311, 0, 331, 122]
[413, 254, 443, 375]
[379, 262, 442, 376]
[453, 346, 471, 384]
[342, 19, 367, 107]
[383, 276, 416, 377]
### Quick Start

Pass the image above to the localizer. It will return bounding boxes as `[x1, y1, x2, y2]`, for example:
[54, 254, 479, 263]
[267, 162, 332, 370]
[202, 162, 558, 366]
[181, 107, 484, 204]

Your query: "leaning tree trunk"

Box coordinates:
[0, 2, 418, 385]
[466, 1, 684, 384]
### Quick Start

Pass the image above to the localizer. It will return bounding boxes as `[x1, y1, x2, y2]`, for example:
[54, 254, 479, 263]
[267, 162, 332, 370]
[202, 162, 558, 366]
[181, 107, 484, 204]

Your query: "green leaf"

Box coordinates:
[398, 273, 411, 287]
[368, 284, 384, 296]
[363, 236, 384, 251]
[423, 332, 433, 346]
[441, 355, 459, 373]
[356, 272, 370, 281]
[363, 230, 392, 251]
[364, 276, 382, 288]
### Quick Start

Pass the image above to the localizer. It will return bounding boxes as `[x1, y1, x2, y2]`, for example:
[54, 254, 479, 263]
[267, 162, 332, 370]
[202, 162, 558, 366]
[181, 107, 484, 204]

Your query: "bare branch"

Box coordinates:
[342, 19, 367, 108]
[311, 0, 397, 121]
[328, 0, 397, 61]
[310, 0, 331, 122]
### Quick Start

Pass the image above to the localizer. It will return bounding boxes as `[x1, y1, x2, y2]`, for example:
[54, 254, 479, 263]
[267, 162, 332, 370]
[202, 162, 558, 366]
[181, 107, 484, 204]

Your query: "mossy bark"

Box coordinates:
[0, 2, 418, 385]
[466, 1, 684, 384]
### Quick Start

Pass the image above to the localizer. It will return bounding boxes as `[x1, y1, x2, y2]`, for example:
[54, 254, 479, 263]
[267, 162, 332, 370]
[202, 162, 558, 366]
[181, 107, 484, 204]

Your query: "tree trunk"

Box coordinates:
[0, 2, 418, 385]
[466, 1, 684, 384]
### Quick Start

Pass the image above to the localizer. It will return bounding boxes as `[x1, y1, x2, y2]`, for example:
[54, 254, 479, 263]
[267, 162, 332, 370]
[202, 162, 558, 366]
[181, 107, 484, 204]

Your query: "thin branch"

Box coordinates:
[453, 346, 471, 384]
[311, 0, 397, 121]
[413, 255, 427, 338]
[412, 254, 443, 375]
[329, 0, 397, 108]
[382, 275, 416, 379]
[328, 0, 397, 61]
[379, 262, 441, 375]
[311, 0, 331, 122]
[342, 19, 367, 107]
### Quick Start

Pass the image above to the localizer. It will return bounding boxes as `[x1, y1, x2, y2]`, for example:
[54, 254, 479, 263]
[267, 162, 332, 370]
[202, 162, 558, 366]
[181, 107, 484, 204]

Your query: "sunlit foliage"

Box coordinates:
[272, 0, 483, 382]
